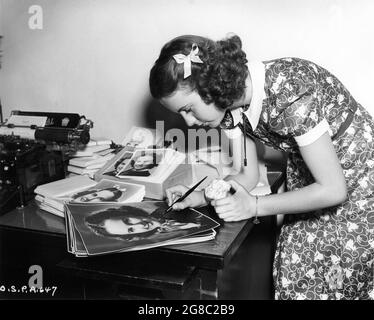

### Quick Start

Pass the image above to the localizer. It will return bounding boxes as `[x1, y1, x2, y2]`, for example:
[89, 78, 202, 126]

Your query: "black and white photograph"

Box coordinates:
[105, 151, 134, 176]
[71, 186, 126, 203]
[70, 179, 145, 204]
[65, 201, 219, 256]
[115, 149, 163, 177]
[101, 148, 165, 177]
[0, 0, 373, 305]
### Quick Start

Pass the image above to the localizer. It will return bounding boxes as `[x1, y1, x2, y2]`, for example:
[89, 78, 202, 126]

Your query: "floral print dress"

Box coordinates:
[220, 58, 374, 300]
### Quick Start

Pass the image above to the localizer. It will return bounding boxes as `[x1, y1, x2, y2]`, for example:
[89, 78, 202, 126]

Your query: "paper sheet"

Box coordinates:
[190, 149, 271, 195]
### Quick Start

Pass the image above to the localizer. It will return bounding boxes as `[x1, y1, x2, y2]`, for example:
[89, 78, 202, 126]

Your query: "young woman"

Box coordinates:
[149, 34, 374, 300]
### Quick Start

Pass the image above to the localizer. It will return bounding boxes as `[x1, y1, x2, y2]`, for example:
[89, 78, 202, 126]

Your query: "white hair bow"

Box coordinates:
[173, 44, 203, 79]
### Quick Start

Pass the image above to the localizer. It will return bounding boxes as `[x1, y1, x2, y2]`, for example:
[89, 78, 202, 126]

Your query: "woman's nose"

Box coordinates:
[181, 112, 197, 127]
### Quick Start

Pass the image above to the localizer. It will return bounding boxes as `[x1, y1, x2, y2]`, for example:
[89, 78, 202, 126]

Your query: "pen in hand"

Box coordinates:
[164, 176, 208, 214]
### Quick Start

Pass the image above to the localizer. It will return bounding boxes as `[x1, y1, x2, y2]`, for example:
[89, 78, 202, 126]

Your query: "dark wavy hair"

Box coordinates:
[149, 34, 248, 110]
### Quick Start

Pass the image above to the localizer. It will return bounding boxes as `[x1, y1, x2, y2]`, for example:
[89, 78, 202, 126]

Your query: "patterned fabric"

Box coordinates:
[221, 109, 236, 130]
[221, 57, 374, 300]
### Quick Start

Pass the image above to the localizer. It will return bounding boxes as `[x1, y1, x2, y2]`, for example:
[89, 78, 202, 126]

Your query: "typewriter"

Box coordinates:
[0, 110, 93, 214]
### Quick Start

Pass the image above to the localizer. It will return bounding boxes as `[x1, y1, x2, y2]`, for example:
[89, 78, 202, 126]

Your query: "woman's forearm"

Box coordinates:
[257, 182, 347, 217]
[225, 133, 260, 192]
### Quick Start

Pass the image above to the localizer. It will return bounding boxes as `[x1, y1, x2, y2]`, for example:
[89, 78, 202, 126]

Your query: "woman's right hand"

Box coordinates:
[165, 185, 208, 210]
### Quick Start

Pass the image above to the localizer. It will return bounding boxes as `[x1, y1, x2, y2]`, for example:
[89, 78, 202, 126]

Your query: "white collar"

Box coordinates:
[229, 60, 265, 130]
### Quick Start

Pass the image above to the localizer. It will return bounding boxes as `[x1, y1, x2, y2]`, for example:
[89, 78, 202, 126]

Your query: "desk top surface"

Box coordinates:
[0, 171, 283, 269]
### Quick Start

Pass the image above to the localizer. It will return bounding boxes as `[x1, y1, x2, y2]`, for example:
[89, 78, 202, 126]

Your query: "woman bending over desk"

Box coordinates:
[148, 34, 374, 300]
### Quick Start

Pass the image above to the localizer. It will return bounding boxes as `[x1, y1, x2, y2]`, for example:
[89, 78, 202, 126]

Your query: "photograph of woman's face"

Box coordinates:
[101, 217, 161, 235]
[116, 160, 129, 173]
[133, 155, 154, 170]
[77, 203, 219, 255]
[76, 189, 119, 203]
[114, 152, 133, 173]
[112, 149, 163, 177]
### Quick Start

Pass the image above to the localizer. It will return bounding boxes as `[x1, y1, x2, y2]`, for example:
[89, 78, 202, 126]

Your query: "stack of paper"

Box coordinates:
[67, 138, 115, 178]
[34, 175, 145, 218]
[64, 201, 219, 257]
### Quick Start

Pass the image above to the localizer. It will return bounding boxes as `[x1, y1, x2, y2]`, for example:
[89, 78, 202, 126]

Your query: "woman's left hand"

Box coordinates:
[211, 180, 256, 222]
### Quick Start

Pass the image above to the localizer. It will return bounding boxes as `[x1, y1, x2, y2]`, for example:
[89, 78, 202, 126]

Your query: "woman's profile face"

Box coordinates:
[161, 89, 225, 128]
[133, 155, 154, 170]
[102, 217, 161, 235]
[77, 189, 116, 202]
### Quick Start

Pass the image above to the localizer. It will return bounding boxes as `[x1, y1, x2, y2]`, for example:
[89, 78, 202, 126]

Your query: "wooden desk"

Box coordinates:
[0, 171, 284, 300]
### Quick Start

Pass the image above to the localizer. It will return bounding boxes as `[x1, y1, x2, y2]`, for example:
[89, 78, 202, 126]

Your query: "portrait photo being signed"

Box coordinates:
[85, 206, 201, 241]
[67, 201, 219, 255]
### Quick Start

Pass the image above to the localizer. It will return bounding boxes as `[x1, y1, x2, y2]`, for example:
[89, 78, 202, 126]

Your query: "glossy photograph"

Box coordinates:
[69, 179, 143, 204]
[66, 201, 219, 255]
[101, 148, 165, 178]
[114, 149, 164, 177]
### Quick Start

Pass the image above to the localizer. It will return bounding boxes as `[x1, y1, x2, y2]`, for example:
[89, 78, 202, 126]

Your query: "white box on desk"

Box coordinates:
[94, 147, 192, 200]
[94, 163, 192, 200]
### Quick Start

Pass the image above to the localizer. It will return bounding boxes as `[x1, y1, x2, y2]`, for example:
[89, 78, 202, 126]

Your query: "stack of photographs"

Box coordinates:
[35, 176, 145, 218]
[64, 201, 220, 257]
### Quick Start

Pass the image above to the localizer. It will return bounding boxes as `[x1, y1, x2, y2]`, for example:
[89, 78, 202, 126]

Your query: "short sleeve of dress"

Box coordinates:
[272, 81, 330, 147]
